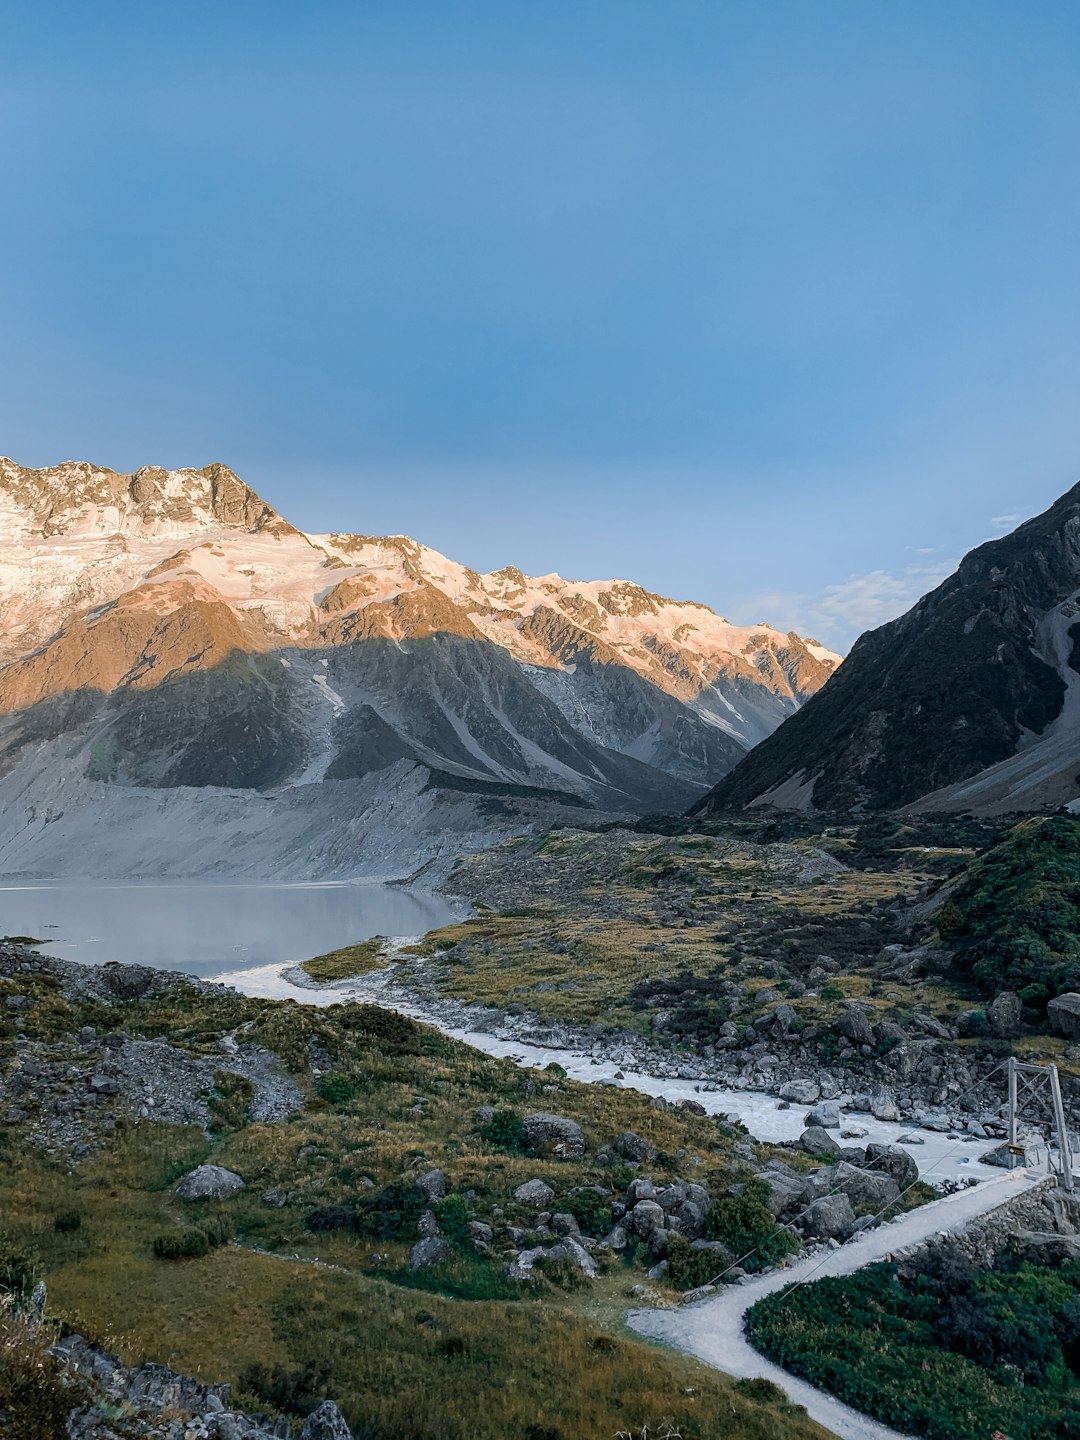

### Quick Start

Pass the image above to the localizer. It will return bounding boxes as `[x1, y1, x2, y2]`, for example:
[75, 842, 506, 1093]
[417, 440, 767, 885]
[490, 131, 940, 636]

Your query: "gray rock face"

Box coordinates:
[870, 1085, 900, 1122]
[175, 1164, 245, 1201]
[629, 1199, 666, 1239]
[409, 1236, 451, 1270]
[1014, 1231, 1080, 1265]
[833, 1162, 900, 1211]
[801, 1192, 855, 1240]
[779, 1079, 820, 1105]
[513, 1178, 555, 1207]
[834, 1007, 874, 1047]
[614, 1130, 656, 1162]
[799, 1125, 840, 1157]
[299, 1400, 354, 1440]
[863, 1143, 919, 1189]
[522, 1112, 586, 1157]
[415, 1168, 447, 1202]
[804, 1101, 841, 1130]
[1049, 993, 1080, 1040]
[987, 991, 1023, 1039]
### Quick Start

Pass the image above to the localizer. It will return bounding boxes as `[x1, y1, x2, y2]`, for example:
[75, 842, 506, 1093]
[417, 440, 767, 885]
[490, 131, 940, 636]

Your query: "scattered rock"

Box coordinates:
[300, 1400, 354, 1440]
[1048, 993, 1080, 1041]
[522, 1112, 586, 1158]
[614, 1130, 656, 1162]
[409, 1236, 451, 1270]
[175, 1165, 245, 1201]
[987, 991, 1023, 1039]
[513, 1179, 555, 1207]
[415, 1168, 447, 1202]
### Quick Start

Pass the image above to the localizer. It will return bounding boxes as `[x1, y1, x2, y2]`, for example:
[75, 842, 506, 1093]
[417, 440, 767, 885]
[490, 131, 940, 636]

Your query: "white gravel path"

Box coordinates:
[627, 1167, 1044, 1440]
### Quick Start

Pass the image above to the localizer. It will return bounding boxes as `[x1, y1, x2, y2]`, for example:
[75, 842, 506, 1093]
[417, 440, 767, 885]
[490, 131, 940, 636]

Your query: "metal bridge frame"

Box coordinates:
[1007, 1055, 1074, 1192]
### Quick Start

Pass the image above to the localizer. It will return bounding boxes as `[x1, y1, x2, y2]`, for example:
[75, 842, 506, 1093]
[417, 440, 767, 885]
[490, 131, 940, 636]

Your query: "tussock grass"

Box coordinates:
[0, 978, 827, 1439]
[302, 937, 386, 983]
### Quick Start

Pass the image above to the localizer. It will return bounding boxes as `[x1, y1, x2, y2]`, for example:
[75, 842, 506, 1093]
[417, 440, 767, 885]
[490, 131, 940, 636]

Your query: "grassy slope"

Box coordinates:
[0, 971, 825, 1440]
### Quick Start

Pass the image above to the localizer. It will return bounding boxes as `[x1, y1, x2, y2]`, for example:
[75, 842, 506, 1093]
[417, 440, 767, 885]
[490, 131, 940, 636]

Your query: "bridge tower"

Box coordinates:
[1006, 1055, 1075, 1192]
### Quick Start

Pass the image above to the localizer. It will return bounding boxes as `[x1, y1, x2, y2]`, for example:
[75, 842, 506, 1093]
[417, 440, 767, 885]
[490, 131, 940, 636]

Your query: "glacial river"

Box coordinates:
[0, 881, 457, 979]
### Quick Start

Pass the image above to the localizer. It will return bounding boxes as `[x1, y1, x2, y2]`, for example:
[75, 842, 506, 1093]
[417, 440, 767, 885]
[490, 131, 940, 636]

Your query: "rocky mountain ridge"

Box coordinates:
[0, 457, 838, 876]
[695, 479, 1080, 816]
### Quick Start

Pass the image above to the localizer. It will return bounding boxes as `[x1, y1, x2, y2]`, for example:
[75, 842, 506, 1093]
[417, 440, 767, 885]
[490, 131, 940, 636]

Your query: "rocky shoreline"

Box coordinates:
[306, 950, 1044, 1142]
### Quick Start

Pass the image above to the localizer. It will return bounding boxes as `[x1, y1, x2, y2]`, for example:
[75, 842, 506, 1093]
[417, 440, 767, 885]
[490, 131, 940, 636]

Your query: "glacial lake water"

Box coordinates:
[0, 881, 457, 979]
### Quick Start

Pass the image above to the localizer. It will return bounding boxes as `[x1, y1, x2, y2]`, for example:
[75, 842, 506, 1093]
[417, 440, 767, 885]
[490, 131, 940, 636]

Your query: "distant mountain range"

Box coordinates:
[697, 480, 1080, 818]
[0, 457, 837, 877]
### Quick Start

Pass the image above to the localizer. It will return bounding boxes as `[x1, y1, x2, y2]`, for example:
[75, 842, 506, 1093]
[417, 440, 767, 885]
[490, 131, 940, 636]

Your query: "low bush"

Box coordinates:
[316, 1072, 357, 1106]
[153, 1215, 232, 1260]
[478, 1109, 526, 1154]
[747, 1245, 1080, 1440]
[558, 1189, 612, 1238]
[705, 1182, 798, 1273]
[153, 1228, 210, 1260]
[666, 1235, 727, 1292]
[237, 1359, 331, 1418]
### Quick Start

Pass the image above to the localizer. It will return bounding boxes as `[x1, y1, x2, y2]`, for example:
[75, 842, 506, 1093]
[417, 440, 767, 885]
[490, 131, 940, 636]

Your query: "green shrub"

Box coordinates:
[666, 1234, 727, 1291]
[705, 1183, 798, 1273]
[382, 1255, 520, 1302]
[351, 1183, 427, 1241]
[558, 1190, 612, 1238]
[52, 1211, 81, 1234]
[316, 1072, 357, 1105]
[0, 1241, 37, 1302]
[237, 1359, 331, 1418]
[479, 1109, 526, 1154]
[747, 1248, 1080, 1440]
[434, 1195, 472, 1247]
[153, 1215, 232, 1259]
[153, 1228, 210, 1260]
[0, 1304, 74, 1440]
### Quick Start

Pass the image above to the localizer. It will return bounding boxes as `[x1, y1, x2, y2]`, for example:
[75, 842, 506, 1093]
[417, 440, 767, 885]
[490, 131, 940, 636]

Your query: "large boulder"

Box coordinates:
[864, 1143, 919, 1189]
[415, 1169, 446, 1202]
[833, 1162, 900, 1211]
[800, 1126, 840, 1158]
[834, 1007, 874, 1047]
[756, 1172, 805, 1217]
[175, 1165, 245, 1201]
[513, 1179, 555, 1208]
[300, 1401, 353, 1440]
[801, 1193, 855, 1240]
[522, 1112, 586, 1158]
[629, 1199, 666, 1239]
[517, 1235, 597, 1278]
[987, 991, 1023, 1039]
[1048, 993, 1080, 1041]
[409, 1236, 451, 1270]
[779, 1079, 821, 1105]
[614, 1131, 656, 1162]
[870, 1086, 900, 1122]
[804, 1102, 841, 1130]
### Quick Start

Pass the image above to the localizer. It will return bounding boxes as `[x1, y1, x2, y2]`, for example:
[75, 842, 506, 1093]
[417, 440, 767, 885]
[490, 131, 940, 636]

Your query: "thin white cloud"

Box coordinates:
[991, 513, 1025, 529]
[732, 559, 954, 654]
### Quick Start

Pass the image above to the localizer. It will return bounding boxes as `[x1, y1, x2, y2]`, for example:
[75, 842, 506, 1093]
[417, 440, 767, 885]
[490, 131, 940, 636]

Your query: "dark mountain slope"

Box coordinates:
[696, 480, 1080, 815]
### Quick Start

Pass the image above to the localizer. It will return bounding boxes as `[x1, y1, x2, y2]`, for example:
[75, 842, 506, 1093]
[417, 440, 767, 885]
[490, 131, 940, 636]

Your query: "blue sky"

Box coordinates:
[2, 1, 1079, 650]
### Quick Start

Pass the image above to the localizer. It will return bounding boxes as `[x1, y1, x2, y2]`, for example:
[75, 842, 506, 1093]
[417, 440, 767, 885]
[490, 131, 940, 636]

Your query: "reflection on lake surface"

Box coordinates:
[0, 882, 456, 979]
